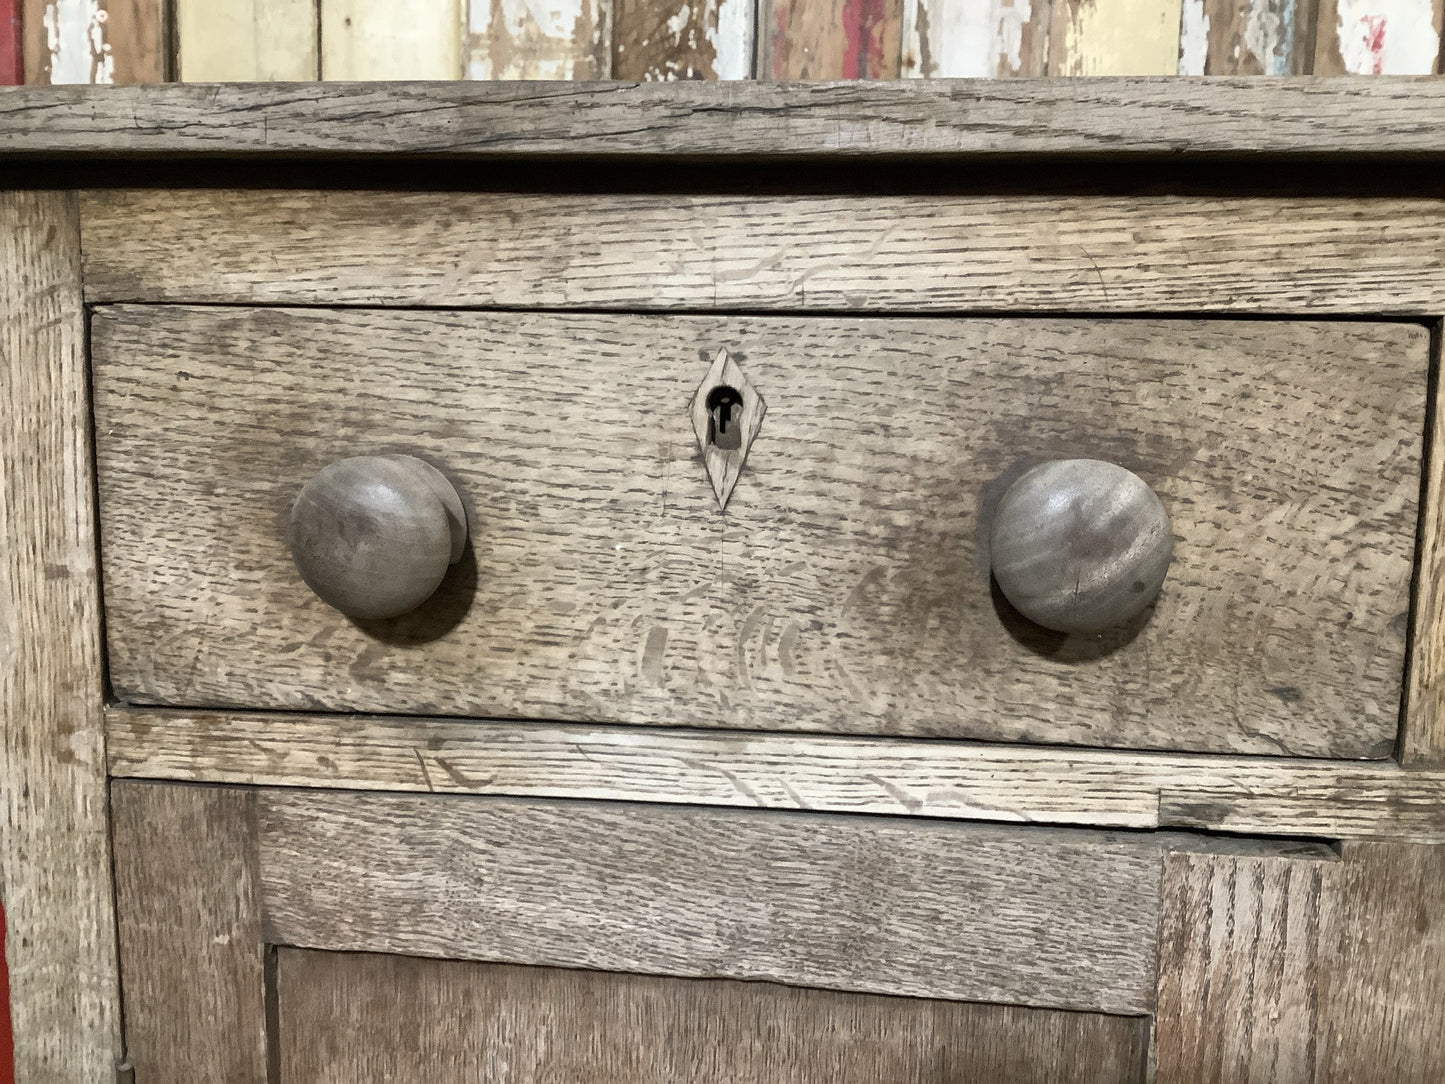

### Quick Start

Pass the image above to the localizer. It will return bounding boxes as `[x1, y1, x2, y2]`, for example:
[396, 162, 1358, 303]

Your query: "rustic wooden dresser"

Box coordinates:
[5, 80, 1445, 1082]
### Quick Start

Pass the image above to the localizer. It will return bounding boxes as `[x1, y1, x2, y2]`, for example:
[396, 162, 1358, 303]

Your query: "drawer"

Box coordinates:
[91, 306, 1428, 757]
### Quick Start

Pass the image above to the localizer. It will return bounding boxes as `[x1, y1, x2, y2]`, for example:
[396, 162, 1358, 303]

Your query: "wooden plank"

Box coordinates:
[1156, 840, 1445, 1082]
[1314, 0, 1443, 73]
[77, 188, 1445, 315]
[320, 0, 462, 79]
[1156, 846, 1339, 1082]
[0, 0, 20, 83]
[613, 0, 754, 79]
[104, 708, 1445, 842]
[761, 0, 903, 79]
[1321, 842, 1445, 1081]
[15, 81, 1445, 159]
[111, 782, 268, 1083]
[278, 950, 1150, 1083]
[0, 904, 11, 1084]
[901, 0, 1050, 77]
[177, 0, 319, 81]
[259, 792, 1164, 1014]
[91, 308, 1423, 758]
[22, 0, 164, 83]
[1177, 0, 1311, 74]
[1048, 0, 1184, 74]
[465, 0, 609, 78]
[0, 192, 119, 1081]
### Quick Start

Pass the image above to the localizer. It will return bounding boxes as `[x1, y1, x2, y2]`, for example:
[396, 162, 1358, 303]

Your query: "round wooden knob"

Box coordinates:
[289, 454, 468, 620]
[990, 459, 1172, 635]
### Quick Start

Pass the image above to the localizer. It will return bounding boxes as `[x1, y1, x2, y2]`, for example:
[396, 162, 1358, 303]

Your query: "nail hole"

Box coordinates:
[705, 385, 744, 450]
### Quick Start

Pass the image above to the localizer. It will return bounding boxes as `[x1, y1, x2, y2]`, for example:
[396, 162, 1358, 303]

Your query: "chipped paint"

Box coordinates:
[467, 0, 605, 78]
[1055, 0, 1183, 75]
[1333, 0, 1439, 73]
[42, 0, 111, 84]
[1244, 0, 1296, 74]
[1178, 0, 1210, 73]
[840, 0, 893, 76]
[708, 0, 754, 78]
[902, 0, 1039, 77]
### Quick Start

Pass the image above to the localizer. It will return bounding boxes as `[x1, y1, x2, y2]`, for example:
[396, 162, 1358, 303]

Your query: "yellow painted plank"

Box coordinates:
[1050, 0, 1185, 74]
[321, 0, 463, 79]
[178, 0, 319, 81]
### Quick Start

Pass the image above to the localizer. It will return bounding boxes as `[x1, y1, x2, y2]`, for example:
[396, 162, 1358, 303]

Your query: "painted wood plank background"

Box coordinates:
[12, 0, 1442, 80]
[176, 0, 318, 81]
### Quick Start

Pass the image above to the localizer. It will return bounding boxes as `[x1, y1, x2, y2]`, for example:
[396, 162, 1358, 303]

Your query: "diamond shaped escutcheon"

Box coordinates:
[689, 348, 766, 511]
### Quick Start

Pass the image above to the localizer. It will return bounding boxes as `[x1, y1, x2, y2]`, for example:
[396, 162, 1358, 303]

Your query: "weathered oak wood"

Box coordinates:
[259, 792, 1164, 1014]
[103, 708, 1445, 841]
[0, 191, 120, 1083]
[111, 782, 268, 1083]
[92, 307, 1424, 757]
[1403, 331, 1445, 767]
[77, 188, 1445, 315]
[278, 950, 1150, 1083]
[11, 80, 1445, 159]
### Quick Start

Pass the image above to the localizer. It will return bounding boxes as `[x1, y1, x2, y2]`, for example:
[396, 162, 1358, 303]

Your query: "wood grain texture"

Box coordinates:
[902, 0, 1051, 77]
[1177, 0, 1311, 74]
[0, 191, 120, 1083]
[177, 0, 320, 81]
[320, 0, 462, 79]
[77, 188, 1445, 315]
[278, 950, 1150, 1083]
[1049, 0, 1184, 74]
[259, 792, 1163, 1014]
[1156, 846, 1339, 1082]
[761, 0, 902, 79]
[1314, 0, 1443, 73]
[104, 708, 1445, 841]
[111, 782, 268, 1083]
[613, 0, 755, 79]
[16, 80, 1445, 159]
[465, 0, 609, 78]
[92, 307, 1424, 758]
[1156, 841, 1445, 1083]
[22, 0, 164, 84]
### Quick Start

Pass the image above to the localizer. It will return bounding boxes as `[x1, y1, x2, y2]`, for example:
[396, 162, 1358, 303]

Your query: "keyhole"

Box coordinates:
[706, 386, 745, 451]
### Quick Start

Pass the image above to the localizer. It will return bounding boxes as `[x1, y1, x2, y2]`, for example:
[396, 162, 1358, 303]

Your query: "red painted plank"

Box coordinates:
[0, 0, 18, 84]
[1, 901, 12, 1084]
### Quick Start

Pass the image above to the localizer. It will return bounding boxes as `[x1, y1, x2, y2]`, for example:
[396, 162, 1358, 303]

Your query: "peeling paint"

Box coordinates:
[708, 0, 753, 78]
[903, 0, 1039, 77]
[1178, 0, 1210, 73]
[43, 0, 111, 84]
[468, 0, 603, 79]
[1334, 0, 1440, 73]
[1244, 0, 1296, 75]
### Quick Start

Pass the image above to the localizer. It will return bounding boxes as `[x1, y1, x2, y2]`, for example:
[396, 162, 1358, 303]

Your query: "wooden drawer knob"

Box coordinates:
[289, 454, 468, 620]
[990, 459, 1172, 635]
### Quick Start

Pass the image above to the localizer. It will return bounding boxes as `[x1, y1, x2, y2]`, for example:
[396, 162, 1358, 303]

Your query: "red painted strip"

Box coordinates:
[1, 901, 13, 1084]
[0, 0, 20, 85]
[841, 0, 891, 79]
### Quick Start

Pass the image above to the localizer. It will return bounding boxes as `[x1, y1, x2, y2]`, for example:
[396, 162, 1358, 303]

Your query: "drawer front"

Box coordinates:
[92, 307, 1427, 756]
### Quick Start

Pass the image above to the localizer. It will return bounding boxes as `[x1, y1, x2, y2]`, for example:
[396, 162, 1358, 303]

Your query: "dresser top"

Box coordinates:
[3, 78, 1445, 162]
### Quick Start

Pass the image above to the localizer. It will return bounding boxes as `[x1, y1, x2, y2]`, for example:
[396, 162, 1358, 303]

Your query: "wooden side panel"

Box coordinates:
[259, 793, 1164, 1014]
[0, 192, 119, 1084]
[761, 0, 903, 79]
[278, 950, 1149, 1083]
[901, 0, 1050, 77]
[320, 0, 462, 78]
[177, 0, 320, 81]
[1402, 322, 1445, 766]
[91, 308, 1424, 758]
[1177, 0, 1311, 74]
[0, 904, 11, 1084]
[613, 0, 754, 78]
[1321, 843, 1445, 1081]
[1049, 0, 1184, 73]
[465, 0, 609, 78]
[1156, 848, 1337, 1082]
[22, 0, 165, 83]
[78, 189, 1445, 315]
[111, 782, 268, 1083]
[1156, 841, 1445, 1083]
[1314, 0, 1443, 72]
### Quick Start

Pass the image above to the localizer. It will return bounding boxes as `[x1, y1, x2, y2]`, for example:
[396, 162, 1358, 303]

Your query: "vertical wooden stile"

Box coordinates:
[0, 191, 121, 1083]
[320, 0, 463, 78]
[177, 0, 319, 81]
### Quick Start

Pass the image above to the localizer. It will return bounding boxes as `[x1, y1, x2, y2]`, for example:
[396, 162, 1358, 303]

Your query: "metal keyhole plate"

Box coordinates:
[689, 348, 766, 510]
